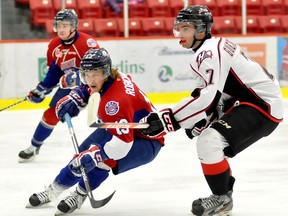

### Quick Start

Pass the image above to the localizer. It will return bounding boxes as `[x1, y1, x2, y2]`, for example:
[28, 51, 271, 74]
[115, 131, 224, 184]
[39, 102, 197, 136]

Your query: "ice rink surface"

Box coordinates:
[0, 101, 287, 216]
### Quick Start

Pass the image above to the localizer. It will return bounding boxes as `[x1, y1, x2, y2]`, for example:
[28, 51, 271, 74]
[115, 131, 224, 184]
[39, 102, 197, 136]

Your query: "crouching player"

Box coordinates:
[26, 48, 164, 215]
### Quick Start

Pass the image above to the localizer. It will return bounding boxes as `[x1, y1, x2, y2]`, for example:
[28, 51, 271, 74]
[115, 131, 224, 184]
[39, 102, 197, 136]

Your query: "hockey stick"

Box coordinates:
[89, 122, 149, 129]
[87, 92, 149, 129]
[87, 92, 100, 127]
[64, 113, 116, 208]
[0, 84, 60, 112]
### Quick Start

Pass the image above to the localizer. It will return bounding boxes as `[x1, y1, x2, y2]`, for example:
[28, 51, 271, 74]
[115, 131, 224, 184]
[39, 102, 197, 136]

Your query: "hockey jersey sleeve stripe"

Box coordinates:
[103, 135, 133, 160]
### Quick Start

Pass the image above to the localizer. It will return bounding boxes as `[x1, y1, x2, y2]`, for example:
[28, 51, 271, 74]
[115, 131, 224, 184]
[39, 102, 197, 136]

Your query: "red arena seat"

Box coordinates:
[93, 18, 119, 37]
[147, 0, 171, 17]
[52, 0, 79, 16]
[217, 0, 241, 16]
[163, 17, 175, 36]
[76, 0, 103, 18]
[258, 15, 283, 33]
[77, 19, 95, 35]
[117, 18, 143, 36]
[141, 17, 167, 36]
[129, 2, 149, 17]
[45, 19, 57, 38]
[235, 16, 261, 33]
[262, 0, 285, 15]
[213, 16, 238, 34]
[279, 15, 288, 32]
[246, 0, 265, 15]
[29, 0, 54, 27]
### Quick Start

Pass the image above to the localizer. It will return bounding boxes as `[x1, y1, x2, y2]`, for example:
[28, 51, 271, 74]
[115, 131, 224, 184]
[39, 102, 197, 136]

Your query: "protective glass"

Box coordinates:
[53, 21, 73, 32]
[173, 21, 196, 37]
[79, 66, 110, 84]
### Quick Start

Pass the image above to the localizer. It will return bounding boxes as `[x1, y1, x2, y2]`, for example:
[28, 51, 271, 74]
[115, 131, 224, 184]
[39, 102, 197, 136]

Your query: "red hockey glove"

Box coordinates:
[140, 108, 180, 137]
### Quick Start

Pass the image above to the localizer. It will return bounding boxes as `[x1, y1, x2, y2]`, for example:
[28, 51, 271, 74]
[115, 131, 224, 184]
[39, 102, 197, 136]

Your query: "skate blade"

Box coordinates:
[218, 210, 232, 216]
[54, 209, 66, 216]
[18, 156, 36, 163]
[25, 203, 43, 208]
[25, 203, 34, 208]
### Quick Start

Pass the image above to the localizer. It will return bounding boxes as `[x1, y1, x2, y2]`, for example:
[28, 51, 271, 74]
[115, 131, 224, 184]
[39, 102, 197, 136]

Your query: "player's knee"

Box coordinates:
[43, 107, 59, 126]
[196, 128, 227, 164]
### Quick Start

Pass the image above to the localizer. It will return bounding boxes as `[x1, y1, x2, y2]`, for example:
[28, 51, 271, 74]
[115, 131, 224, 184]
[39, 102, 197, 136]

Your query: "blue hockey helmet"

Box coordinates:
[174, 5, 213, 35]
[53, 9, 78, 32]
[79, 48, 112, 84]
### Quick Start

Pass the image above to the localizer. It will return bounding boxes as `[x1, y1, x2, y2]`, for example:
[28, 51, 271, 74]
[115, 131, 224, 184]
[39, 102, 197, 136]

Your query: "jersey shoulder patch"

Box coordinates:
[86, 38, 98, 48]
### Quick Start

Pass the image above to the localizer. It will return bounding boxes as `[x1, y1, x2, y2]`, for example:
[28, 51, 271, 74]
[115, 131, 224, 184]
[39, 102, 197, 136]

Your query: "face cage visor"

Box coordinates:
[79, 65, 111, 85]
[173, 20, 206, 37]
[53, 20, 76, 32]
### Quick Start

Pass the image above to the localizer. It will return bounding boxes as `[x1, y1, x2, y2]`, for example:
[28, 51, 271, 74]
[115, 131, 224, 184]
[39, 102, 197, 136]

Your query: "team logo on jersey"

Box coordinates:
[196, 50, 213, 69]
[86, 38, 98, 48]
[61, 58, 76, 71]
[55, 48, 69, 58]
[105, 101, 119, 115]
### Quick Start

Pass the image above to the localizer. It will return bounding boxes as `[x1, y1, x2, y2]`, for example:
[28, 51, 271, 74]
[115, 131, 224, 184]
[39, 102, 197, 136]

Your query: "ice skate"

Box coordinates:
[55, 186, 87, 215]
[18, 145, 40, 163]
[191, 191, 233, 216]
[26, 182, 66, 208]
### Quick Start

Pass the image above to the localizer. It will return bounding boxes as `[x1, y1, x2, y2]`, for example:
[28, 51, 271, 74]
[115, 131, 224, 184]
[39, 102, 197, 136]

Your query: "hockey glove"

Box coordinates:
[56, 88, 88, 122]
[185, 119, 209, 140]
[59, 71, 81, 89]
[140, 108, 180, 137]
[26, 82, 52, 104]
[69, 145, 105, 176]
[185, 112, 218, 139]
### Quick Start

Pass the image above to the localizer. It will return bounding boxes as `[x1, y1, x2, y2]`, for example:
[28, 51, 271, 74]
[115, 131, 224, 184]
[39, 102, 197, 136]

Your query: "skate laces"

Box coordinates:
[202, 194, 229, 209]
[35, 190, 51, 204]
[24, 145, 37, 154]
[63, 192, 85, 209]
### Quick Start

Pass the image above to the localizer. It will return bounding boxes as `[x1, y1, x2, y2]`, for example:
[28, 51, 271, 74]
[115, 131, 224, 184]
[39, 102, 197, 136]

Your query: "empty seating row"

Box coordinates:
[29, 0, 186, 27]
[213, 15, 288, 34]
[45, 15, 288, 38]
[45, 17, 175, 38]
[23, 0, 288, 27]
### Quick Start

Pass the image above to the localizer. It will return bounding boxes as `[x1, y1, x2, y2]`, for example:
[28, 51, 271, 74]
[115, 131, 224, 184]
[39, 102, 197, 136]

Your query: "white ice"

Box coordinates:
[0, 102, 287, 216]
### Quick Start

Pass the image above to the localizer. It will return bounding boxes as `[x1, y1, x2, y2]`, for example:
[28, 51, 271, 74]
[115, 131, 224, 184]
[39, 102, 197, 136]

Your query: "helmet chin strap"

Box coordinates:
[190, 36, 203, 49]
[190, 32, 212, 51]
[62, 30, 76, 44]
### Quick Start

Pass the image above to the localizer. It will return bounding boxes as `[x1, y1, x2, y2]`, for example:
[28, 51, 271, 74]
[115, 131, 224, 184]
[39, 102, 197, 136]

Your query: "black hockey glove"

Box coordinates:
[140, 108, 180, 137]
[185, 119, 208, 140]
[185, 111, 218, 140]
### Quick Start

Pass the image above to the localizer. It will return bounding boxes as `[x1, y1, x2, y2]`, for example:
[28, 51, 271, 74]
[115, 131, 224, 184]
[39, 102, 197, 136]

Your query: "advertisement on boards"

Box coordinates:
[277, 37, 288, 87]
[0, 36, 278, 99]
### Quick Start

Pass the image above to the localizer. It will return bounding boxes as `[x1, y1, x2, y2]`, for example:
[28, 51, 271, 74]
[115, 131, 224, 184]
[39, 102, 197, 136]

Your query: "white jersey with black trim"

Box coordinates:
[172, 37, 284, 129]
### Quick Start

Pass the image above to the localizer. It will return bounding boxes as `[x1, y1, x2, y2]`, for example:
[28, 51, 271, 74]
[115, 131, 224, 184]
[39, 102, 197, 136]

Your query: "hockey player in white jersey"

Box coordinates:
[140, 5, 284, 216]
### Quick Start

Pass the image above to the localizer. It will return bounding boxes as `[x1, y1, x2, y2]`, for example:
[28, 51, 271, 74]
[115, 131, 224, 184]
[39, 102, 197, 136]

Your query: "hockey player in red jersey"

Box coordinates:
[140, 5, 284, 216]
[26, 48, 164, 215]
[18, 9, 99, 162]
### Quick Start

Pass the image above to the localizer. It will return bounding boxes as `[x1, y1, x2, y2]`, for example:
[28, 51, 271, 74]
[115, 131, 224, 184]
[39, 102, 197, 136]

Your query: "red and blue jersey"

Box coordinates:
[97, 72, 165, 160]
[42, 32, 99, 88]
